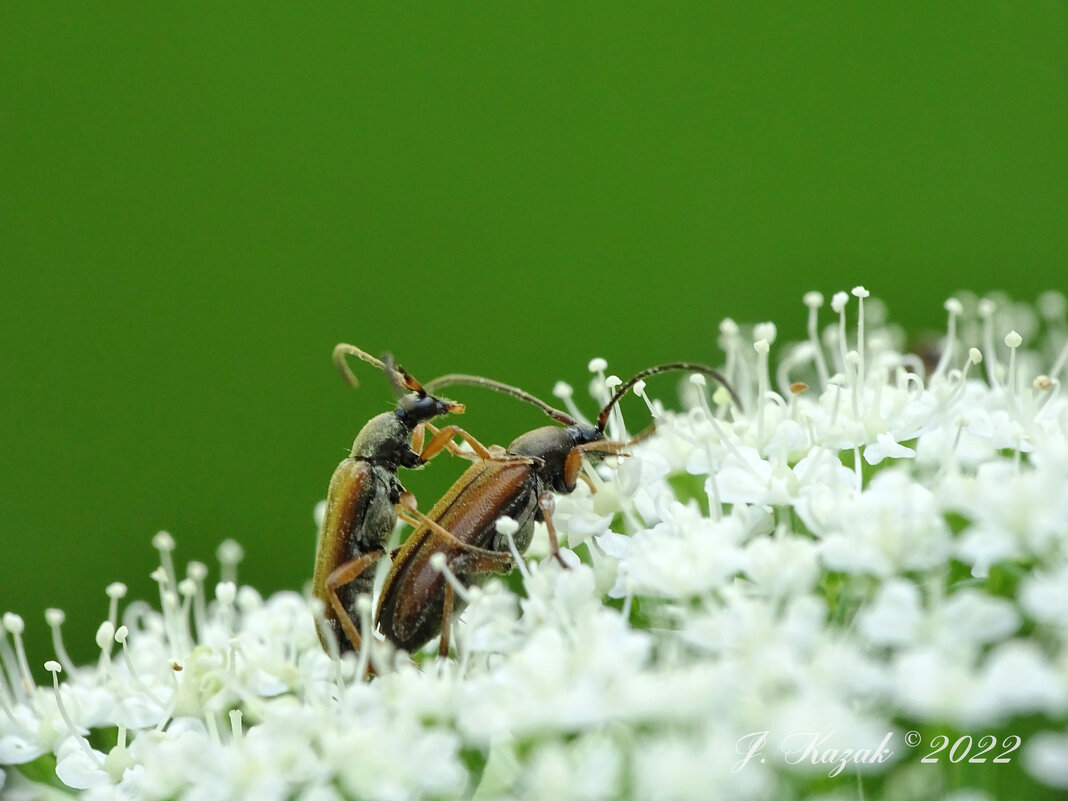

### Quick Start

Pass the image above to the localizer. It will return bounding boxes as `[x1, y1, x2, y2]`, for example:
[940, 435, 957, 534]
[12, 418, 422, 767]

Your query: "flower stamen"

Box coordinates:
[45, 660, 104, 770]
[45, 608, 77, 675]
[803, 291, 830, 388]
[115, 625, 164, 707]
[3, 613, 35, 693]
[933, 297, 964, 381]
[496, 516, 530, 582]
[852, 286, 869, 387]
[217, 539, 244, 586]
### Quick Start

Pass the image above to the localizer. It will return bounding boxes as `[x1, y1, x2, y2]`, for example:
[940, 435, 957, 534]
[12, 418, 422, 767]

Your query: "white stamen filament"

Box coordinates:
[692, 374, 763, 481]
[1005, 330, 1022, 401]
[429, 553, 474, 606]
[229, 709, 244, 746]
[0, 635, 20, 704]
[216, 582, 236, 638]
[754, 339, 770, 449]
[845, 350, 862, 417]
[552, 381, 593, 426]
[0, 675, 33, 735]
[95, 621, 115, 680]
[97, 582, 127, 670]
[604, 374, 628, 441]
[45, 608, 77, 675]
[852, 286, 869, 387]
[46, 660, 105, 769]
[1050, 340, 1068, 382]
[186, 562, 209, 641]
[177, 578, 197, 653]
[633, 379, 659, 420]
[152, 530, 178, 592]
[587, 357, 611, 409]
[496, 516, 531, 582]
[803, 291, 830, 388]
[3, 613, 35, 693]
[933, 297, 963, 380]
[217, 539, 244, 585]
[827, 376, 844, 428]
[979, 298, 1000, 387]
[832, 291, 850, 376]
[115, 625, 164, 707]
[719, 318, 747, 409]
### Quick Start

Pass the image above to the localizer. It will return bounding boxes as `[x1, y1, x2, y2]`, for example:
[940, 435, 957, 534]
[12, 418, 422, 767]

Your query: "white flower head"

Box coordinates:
[6, 290, 1068, 798]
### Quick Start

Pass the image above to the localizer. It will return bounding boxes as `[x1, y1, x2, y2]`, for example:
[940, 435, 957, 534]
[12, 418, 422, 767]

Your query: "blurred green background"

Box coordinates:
[2, 3, 1065, 668]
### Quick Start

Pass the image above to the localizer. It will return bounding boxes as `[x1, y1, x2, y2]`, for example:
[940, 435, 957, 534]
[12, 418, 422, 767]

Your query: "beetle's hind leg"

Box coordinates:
[324, 550, 385, 658]
[440, 583, 455, 659]
[398, 508, 515, 659]
[398, 509, 516, 575]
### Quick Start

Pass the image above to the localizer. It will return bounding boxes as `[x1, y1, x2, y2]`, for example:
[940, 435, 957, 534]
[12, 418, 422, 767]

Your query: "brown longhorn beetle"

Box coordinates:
[372, 362, 741, 658]
[312, 343, 492, 656]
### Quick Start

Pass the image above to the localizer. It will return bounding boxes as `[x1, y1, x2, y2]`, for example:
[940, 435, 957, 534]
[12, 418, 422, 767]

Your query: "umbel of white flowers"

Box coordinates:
[3, 289, 1068, 800]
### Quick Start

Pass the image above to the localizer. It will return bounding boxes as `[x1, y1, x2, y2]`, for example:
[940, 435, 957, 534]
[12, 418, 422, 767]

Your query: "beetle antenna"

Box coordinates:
[425, 374, 577, 426]
[597, 362, 743, 432]
[382, 353, 426, 397]
[333, 343, 428, 398]
[332, 343, 387, 389]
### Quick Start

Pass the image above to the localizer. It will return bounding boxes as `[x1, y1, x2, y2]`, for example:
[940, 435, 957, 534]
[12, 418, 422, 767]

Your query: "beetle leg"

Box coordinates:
[419, 423, 494, 462]
[324, 550, 385, 654]
[439, 583, 455, 658]
[537, 492, 570, 569]
[398, 490, 418, 514]
[399, 509, 511, 568]
[448, 542, 515, 573]
[576, 439, 632, 457]
[563, 447, 586, 491]
[411, 424, 427, 454]
[399, 509, 516, 581]
[435, 546, 516, 659]
[578, 472, 597, 494]
[396, 508, 513, 659]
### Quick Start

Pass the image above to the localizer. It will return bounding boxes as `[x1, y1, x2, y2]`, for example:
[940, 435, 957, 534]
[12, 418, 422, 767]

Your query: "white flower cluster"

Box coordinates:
[3, 289, 1067, 800]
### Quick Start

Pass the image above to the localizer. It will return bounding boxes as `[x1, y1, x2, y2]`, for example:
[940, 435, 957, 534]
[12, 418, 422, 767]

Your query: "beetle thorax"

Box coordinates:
[351, 411, 418, 467]
[508, 424, 604, 493]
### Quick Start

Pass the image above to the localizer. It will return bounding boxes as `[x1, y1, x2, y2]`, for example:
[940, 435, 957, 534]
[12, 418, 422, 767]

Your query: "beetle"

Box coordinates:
[312, 343, 492, 656]
[374, 361, 741, 658]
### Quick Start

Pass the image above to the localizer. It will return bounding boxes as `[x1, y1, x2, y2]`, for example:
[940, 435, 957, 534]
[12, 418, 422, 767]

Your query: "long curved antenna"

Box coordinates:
[333, 343, 426, 398]
[332, 343, 386, 389]
[597, 362, 743, 432]
[425, 374, 577, 426]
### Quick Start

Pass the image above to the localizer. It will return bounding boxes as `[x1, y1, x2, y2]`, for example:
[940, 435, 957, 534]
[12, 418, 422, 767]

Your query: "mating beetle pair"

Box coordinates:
[312, 345, 737, 663]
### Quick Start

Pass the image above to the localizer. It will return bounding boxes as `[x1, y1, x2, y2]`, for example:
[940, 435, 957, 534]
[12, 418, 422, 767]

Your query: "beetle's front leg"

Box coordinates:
[538, 492, 570, 569]
[418, 423, 495, 462]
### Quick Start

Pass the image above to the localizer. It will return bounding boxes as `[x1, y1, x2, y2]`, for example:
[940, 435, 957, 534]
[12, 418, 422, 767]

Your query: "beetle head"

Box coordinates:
[384, 355, 465, 427]
[332, 343, 464, 428]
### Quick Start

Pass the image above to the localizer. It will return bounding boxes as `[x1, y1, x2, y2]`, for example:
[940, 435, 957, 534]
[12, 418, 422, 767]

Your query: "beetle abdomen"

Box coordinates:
[313, 458, 398, 648]
[377, 457, 539, 652]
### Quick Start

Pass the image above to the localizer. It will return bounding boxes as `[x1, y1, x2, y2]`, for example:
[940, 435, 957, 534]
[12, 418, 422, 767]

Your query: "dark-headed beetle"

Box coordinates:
[373, 362, 741, 658]
[312, 343, 490, 656]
